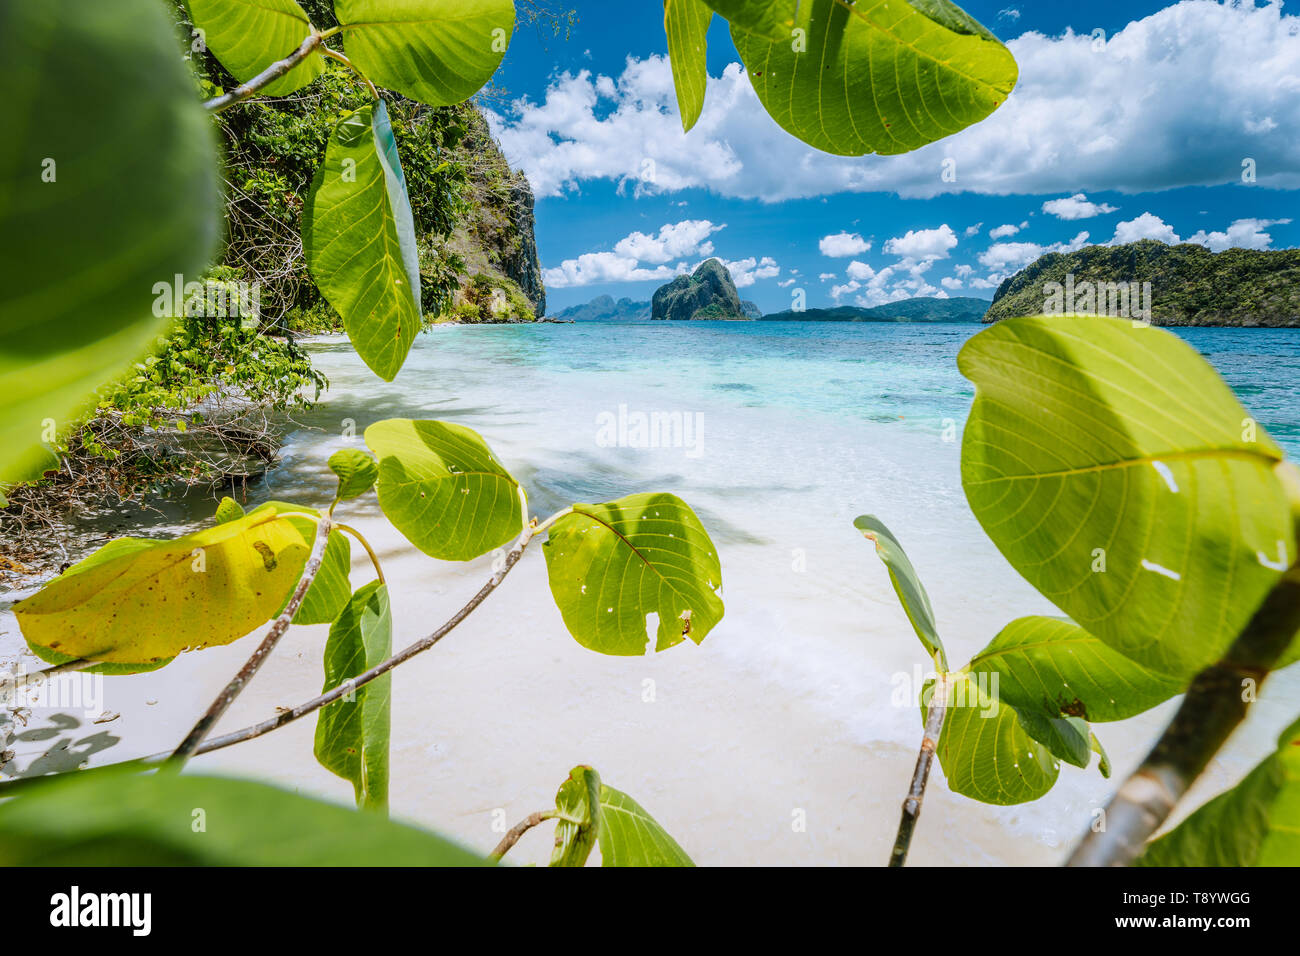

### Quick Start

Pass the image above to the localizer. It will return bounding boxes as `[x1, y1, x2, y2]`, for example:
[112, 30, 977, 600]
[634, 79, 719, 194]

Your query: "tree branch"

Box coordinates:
[148, 511, 567, 764]
[165, 514, 334, 767]
[889, 672, 948, 867]
[203, 33, 324, 114]
[1066, 559, 1300, 866]
[489, 810, 556, 861]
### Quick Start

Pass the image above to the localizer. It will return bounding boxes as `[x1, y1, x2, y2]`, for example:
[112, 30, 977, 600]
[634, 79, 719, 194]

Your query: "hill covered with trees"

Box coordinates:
[762, 296, 990, 322]
[984, 240, 1300, 326]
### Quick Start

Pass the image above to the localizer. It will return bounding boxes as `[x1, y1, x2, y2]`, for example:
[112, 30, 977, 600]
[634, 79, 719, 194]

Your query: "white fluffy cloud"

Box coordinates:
[845, 260, 876, 280]
[614, 219, 723, 263]
[543, 253, 678, 289]
[1107, 213, 1292, 250]
[545, 218, 724, 287]
[1110, 212, 1180, 244]
[988, 221, 1029, 239]
[490, 2, 1300, 201]
[1042, 193, 1119, 220]
[819, 232, 871, 257]
[882, 224, 957, 260]
[979, 231, 1091, 270]
[724, 256, 780, 288]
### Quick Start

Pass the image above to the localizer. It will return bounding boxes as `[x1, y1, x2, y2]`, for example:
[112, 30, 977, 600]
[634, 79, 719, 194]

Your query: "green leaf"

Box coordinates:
[185, 0, 324, 96]
[1090, 731, 1111, 779]
[550, 766, 602, 867]
[965, 616, 1183, 723]
[335, 0, 514, 107]
[547, 767, 695, 867]
[0, 770, 487, 866]
[928, 674, 1060, 805]
[329, 448, 379, 501]
[13, 502, 323, 672]
[724, 0, 1017, 156]
[289, 528, 353, 626]
[1013, 709, 1091, 769]
[664, 0, 714, 132]
[314, 582, 392, 811]
[543, 493, 724, 656]
[854, 514, 946, 670]
[0, 0, 219, 482]
[960, 316, 1294, 680]
[1136, 717, 1300, 866]
[365, 418, 524, 561]
[304, 102, 421, 381]
[214, 496, 246, 524]
[597, 784, 695, 867]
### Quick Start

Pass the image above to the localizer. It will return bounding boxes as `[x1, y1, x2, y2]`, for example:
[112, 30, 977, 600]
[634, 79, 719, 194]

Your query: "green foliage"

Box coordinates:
[1137, 716, 1300, 866]
[596, 784, 694, 866]
[960, 315, 1292, 680]
[966, 616, 1182, 723]
[926, 673, 1061, 805]
[314, 582, 393, 811]
[334, 0, 516, 107]
[305, 103, 422, 381]
[706, 0, 1017, 155]
[983, 240, 1300, 327]
[0, 0, 219, 482]
[548, 766, 694, 867]
[550, 766, 602, 866]
[214, 495, 247, 523]
[365, 418, 525, 560]
[854, 515, 946, 670]
[0, 770, 486, 866]
[664, 0, 714, 132]
[863, 520, 1111, 804]
[287, 528, 353, 625]
[543, 493, 725, 655]
[328, 448, 379, 501]
[185, 0, 324, 95]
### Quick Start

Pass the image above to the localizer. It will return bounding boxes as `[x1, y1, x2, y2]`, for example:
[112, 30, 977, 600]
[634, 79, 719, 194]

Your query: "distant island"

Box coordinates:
[549, 294, 652, 322]
[985, 240, 1300, 326]
[652, 259, 757, 320]
[554, 261, 989, 324]
[761, 296, 990, 323]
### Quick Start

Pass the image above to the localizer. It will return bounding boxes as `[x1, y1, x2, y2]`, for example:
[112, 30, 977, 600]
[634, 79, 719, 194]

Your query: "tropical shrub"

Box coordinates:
[858, 316, 1300, 866]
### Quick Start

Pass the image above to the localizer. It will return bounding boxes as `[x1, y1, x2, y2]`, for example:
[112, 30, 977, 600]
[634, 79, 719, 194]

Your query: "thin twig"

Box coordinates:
[148, 509, 567, 763]
[165, 514, 334, 767]
[889, 672, 948, 867]
[319, 47, 380, 100]
[203, 33, 324, 114]
[336, 523, 385, 585]
[0, 509, 570, 789]
[1067, 559, 1300, 866]
[489, 810, 557, 861]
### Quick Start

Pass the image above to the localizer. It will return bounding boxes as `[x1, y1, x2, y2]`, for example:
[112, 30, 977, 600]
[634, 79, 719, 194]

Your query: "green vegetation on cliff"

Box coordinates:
[185, 0, 545, 327]
[651, 259, 748, 320]
[984, 240, 1300, 326]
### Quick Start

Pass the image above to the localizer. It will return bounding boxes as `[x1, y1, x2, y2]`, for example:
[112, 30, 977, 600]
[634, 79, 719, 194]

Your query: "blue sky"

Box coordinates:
[487, 1, 1299, 314]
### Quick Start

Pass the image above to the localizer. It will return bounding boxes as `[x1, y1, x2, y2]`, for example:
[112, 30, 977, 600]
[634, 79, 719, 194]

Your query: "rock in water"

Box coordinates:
[652, 258, 749, 320]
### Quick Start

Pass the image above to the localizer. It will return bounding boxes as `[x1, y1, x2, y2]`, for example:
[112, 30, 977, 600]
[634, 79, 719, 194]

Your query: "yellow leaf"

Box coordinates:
[14, 502, 321, 672]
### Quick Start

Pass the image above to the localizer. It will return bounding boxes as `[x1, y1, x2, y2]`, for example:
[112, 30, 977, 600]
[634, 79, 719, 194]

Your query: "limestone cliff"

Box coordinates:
[652, 259, 749, 320]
